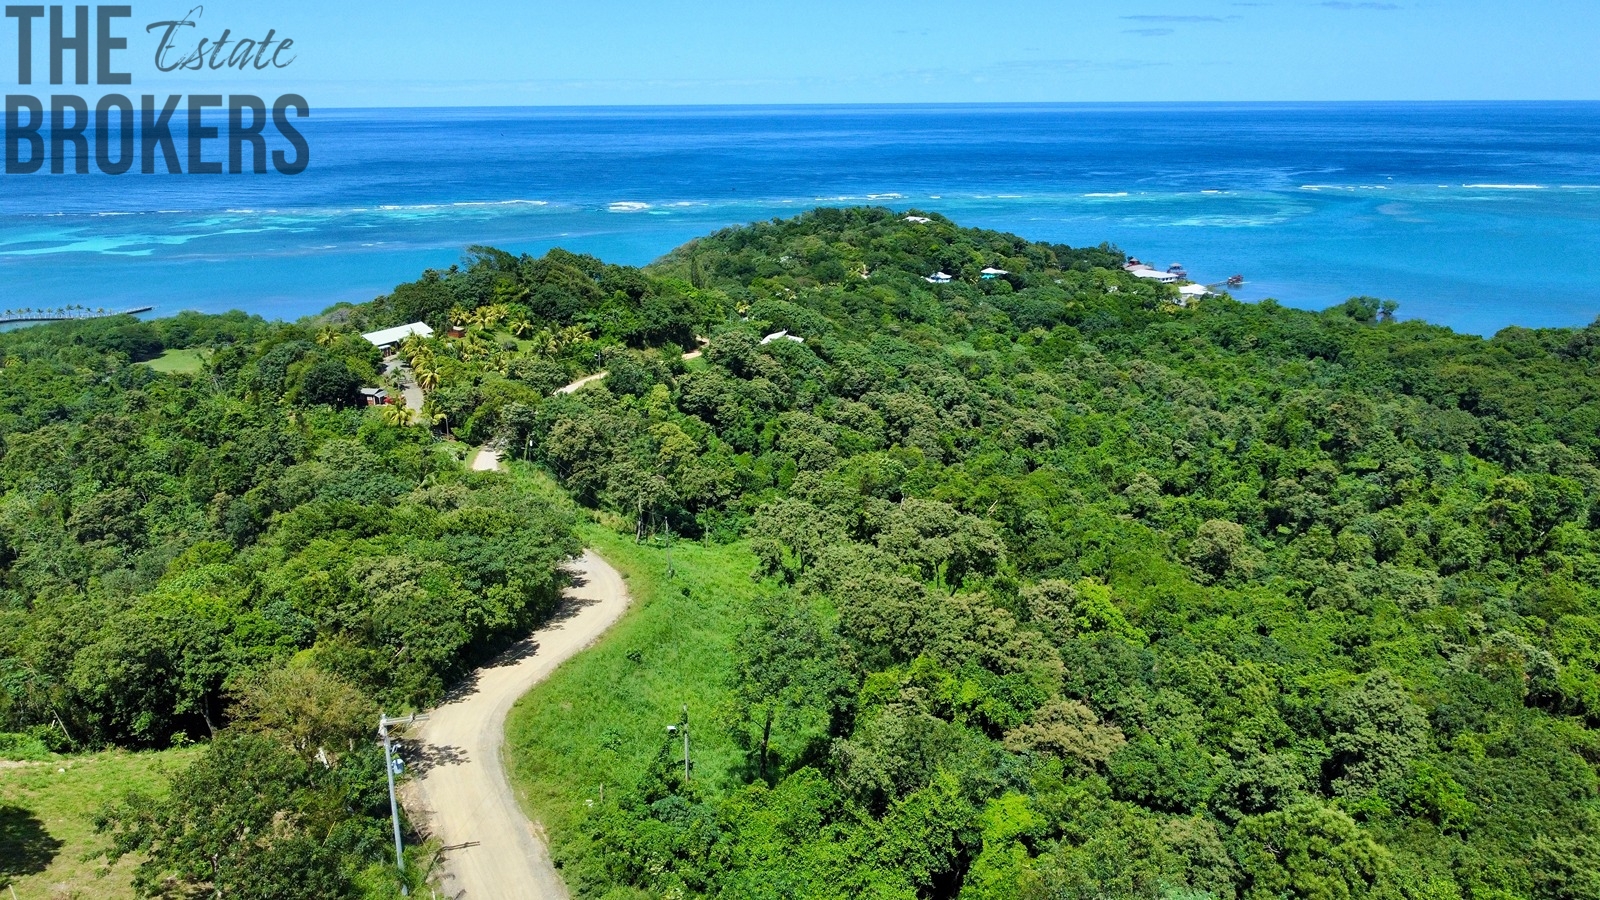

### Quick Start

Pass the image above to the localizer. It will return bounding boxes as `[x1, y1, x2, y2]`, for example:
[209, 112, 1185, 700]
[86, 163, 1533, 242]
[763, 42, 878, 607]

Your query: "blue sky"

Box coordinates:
[8, 1, 1595, 105]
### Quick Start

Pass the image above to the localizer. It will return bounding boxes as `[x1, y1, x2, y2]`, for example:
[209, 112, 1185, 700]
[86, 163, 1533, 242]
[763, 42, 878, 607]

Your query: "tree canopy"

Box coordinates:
[5, 206, 1600, 899]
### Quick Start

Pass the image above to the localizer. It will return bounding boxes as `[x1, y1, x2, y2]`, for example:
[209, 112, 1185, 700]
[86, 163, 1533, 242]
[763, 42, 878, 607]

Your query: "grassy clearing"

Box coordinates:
[504, 519, 760, 851]
[143, 348, 210, 375]
[0, 747, 200, 900]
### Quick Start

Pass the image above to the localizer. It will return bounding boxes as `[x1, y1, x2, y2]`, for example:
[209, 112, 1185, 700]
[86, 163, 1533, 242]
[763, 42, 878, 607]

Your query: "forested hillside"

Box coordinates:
[4, 206, 1600, 900]
[491, 209, 1597, 900]
[0, 313, 578, 895]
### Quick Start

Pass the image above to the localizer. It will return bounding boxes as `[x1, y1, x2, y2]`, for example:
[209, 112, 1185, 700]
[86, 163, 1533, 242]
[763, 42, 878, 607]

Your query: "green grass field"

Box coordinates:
[143, 348, 211, 375]
[0, 747, 200, 899]
[503, 519, 759, 859]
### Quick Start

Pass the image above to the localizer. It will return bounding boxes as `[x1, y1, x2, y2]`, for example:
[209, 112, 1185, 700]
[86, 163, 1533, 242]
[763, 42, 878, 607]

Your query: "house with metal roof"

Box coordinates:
[362, 322, 434, 352]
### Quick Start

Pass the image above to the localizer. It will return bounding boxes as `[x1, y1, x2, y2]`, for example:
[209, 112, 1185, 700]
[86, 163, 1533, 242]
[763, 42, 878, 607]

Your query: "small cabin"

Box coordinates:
[904, 216, 932, 224]
[761, 330, 806, 345]
[925, 272, 953, 284]
[980, 267, 1010, 280]
[360, 387, 392, 406]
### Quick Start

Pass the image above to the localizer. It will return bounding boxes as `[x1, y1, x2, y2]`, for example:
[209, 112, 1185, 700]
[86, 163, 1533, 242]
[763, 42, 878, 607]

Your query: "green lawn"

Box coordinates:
[0, 747, 200, 899]
[503, 520, 759, 862]
[143, 348, 211, 375]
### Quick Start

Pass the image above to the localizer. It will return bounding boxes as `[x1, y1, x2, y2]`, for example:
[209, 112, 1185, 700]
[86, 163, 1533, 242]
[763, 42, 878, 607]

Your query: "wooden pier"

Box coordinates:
[0, 306, 154, 325]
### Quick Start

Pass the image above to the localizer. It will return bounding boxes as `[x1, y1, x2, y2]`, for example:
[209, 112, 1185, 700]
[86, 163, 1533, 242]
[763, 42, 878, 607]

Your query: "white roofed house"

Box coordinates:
[925, 272, 954, 284]
[1129, 267, 1179, 285]
[362, 322, 435, 353]
[760, 330, 806, 345]
[980, 267, 1010, 280]
[1175, 283, 1210, 307]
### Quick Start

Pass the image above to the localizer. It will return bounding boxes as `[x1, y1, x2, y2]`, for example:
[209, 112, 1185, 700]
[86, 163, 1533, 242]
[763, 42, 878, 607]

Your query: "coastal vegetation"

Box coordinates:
[2, 207, 1600, 899]
[494, 209, 1600, 900]
[0, 310, 578, 896]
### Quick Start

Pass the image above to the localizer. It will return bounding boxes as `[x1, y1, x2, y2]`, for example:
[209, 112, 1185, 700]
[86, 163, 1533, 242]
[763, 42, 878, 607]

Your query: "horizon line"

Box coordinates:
[298, 98, 1600, 112]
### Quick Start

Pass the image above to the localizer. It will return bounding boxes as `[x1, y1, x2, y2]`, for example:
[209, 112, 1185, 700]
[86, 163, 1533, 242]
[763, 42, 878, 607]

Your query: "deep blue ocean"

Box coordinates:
[4, 102, 1599, 336]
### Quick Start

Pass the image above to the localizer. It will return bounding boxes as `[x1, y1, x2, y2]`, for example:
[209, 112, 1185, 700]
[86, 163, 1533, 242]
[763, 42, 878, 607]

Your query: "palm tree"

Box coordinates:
[507, 315, 533, 338]
[421, 399, 449, 437]
[557, 325, 589, 351]
[447, 306, 471, 331]
[398, 334, 425, 361]
[459, 333, 493, 362]
[379, 403, 415, 427]
[315, 327, 338, 347]
[414, 364, 441, 393]
[530, 330, 558, 356]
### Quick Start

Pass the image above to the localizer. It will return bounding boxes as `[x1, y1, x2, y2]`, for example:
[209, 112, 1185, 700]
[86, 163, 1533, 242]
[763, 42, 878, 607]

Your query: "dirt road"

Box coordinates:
[471, 447, 503, 472]
[552, 341, 707, 396]
[403, 550, 630, 898]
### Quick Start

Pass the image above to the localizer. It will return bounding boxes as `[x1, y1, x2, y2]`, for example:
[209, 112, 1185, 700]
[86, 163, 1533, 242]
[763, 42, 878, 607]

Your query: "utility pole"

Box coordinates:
[379, 712, 429, 897]
[666, 705, 690, 785]
[664, 517, 675, 579]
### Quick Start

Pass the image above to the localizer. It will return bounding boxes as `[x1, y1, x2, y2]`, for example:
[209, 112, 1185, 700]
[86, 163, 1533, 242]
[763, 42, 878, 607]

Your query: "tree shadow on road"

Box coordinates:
[0, 803, 63, 885]
[540, 565, 604, 628]
[402, 741, 470, 776]
[440, 563, 606, 701]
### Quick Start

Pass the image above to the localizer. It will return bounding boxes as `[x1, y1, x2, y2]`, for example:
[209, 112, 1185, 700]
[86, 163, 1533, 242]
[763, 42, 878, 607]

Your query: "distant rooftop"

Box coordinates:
[362, 322, 434, 347]
[1131, 269, 1179, 283]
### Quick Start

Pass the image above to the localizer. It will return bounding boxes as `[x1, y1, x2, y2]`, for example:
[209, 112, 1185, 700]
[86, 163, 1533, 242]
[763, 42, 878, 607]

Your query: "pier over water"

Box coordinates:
[0, 306, 154, 325]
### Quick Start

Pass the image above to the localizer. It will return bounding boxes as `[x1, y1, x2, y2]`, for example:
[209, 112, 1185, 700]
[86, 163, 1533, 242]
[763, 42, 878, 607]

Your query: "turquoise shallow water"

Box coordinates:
[3, 103, 1599, 335]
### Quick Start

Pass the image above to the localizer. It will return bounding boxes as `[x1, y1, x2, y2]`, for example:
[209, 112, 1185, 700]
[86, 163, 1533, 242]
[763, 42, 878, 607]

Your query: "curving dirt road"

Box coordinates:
[552, 342, 706, 396]
[402, 549, 630, 899]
